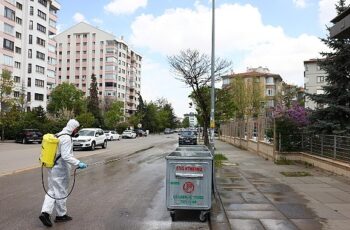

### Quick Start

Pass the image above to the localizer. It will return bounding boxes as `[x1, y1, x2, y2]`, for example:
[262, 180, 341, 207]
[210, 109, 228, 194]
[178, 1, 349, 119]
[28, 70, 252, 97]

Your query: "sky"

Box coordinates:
[55, 0, 345, 117]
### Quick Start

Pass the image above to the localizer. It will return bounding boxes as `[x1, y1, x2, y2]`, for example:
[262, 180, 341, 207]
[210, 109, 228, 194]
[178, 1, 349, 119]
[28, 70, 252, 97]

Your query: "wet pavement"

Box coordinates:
[214, 140, 350, 230]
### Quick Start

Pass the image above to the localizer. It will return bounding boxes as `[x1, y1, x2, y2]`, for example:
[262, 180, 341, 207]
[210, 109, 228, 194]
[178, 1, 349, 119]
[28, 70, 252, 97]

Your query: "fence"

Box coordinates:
[279, 133, 350, 163]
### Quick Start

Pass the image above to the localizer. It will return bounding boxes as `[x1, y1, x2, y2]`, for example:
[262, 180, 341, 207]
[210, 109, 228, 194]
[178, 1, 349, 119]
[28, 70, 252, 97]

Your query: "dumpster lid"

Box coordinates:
[166, 150, 213, 160]
[176, 146, 209, 152]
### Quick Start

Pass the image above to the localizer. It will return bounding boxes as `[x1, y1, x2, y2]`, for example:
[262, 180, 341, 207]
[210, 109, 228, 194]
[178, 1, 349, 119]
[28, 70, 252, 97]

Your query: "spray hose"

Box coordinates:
[41, 164, 78, 200]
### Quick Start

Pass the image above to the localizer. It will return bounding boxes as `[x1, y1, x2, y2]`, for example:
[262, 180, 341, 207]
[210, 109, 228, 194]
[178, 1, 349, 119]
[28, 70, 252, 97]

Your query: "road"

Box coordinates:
[0, 134, 210, 229]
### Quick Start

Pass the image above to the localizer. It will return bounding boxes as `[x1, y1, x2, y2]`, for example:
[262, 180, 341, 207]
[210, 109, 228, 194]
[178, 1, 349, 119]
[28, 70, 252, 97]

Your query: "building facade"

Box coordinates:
[0, 0, 60, 110]
[54, 22, 142, 116]
[184, 112, 197, 127]
[304, 59, 327, 110]
[222, 67, 283, 108]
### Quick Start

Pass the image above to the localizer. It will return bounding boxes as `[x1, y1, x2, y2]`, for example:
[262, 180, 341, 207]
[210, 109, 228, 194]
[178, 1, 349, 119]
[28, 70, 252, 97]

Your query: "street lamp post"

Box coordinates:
[210, 0, 215, 153]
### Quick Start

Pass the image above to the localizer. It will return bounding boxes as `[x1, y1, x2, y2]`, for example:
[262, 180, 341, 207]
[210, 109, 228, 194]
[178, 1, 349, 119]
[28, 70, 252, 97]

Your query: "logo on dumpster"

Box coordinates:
[183, 182, 195, 193]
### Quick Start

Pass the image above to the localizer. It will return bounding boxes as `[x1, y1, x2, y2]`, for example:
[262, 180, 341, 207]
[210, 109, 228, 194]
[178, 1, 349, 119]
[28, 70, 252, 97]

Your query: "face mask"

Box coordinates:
[72, 133, 79, 138]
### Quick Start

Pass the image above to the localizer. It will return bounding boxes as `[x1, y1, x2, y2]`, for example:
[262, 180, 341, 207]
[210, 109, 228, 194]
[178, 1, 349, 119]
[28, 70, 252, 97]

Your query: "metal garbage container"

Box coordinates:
[166, 145, 213, 222]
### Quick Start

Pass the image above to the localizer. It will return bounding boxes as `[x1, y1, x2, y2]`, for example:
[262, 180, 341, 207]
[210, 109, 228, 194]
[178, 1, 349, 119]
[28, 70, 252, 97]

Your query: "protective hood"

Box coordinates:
[61, 119, 80, 135]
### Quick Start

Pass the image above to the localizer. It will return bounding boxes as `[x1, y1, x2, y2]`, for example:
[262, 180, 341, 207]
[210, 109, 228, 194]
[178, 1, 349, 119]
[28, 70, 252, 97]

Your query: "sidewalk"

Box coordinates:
[214, 140, 350, 230]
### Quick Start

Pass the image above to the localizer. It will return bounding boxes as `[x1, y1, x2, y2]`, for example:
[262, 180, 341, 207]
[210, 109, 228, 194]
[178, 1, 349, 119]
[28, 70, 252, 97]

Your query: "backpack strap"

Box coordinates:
[54, 134, 71, 165]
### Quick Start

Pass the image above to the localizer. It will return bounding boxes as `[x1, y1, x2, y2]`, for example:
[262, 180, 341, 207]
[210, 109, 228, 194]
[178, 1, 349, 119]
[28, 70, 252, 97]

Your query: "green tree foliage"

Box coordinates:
[279, 82, 304, 108]
[215, 88, 236, 122]
[76, 112, 95, 128]
[104, 101, 124, 130]
[182, 117, 190, 127]
[228, 77, 265, 119]
[0, 69, 14, 140]
[87, 74, 103, 127]
[308, 1, 350, 134]
[47, 82, 86, 118]
[168, 49, 231, 145]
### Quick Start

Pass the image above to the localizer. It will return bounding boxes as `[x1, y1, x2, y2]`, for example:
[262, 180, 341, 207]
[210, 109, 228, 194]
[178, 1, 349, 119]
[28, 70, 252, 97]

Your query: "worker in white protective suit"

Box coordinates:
[39, 119, 88, 227]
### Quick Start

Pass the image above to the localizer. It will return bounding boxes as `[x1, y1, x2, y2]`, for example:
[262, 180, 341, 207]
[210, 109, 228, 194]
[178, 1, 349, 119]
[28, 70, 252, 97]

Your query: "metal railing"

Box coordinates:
[279, 133, 350, 163]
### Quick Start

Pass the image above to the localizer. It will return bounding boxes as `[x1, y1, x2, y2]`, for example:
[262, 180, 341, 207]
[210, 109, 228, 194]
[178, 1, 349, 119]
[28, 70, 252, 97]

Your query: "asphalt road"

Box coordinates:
[0, 134, 210, 230]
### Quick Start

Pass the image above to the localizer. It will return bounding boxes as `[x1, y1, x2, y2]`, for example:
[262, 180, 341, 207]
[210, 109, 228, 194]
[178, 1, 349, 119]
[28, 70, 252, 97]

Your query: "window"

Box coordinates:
[38, 0, 47, 7]
[14, 61, 20, 69]
[83, 34, 88, 38]
[49, 19, 56, 27]
[27, 92, 31, 101]
[15, 46, 21, 54]
[3, 55, 13, 66]
[37, 9, 46, 20]
[105, 82, 114, 87]
[16, 2, 22, 10]
[29, 20, 33, 30]
[28, 78, 31, 87]
[48, 44, 55, 53]
[266, 88, 275, 96]
[47, 69, 55, 77]
[36, 37, 45, 47]
[34, 93, 44, 101]
[4, 7, 15, 21]
[3, 23, 14, 35]
[36, 51, 45, 60]
[48, 57, 56, 65]
[36, 65, 45, 74]
[37, 23, 46, 34]
[16, 32, 21, 39]
[3, 39, 14, 51]
[317, 76, 325, 83]
[28, 64, 32, 73]
[29, 35, 33, 44]
[35, 79, 44, 87]
[14, 91, 20, 98]
[15, 17, 22, 25]
[30, 6, 34, 15]
[14, 76, 20, 83]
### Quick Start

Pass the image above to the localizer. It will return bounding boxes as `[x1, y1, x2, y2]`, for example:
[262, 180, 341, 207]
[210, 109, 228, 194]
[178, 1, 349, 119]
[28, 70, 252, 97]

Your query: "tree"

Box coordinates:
[47, 82, 86, 118]
[182, 117, 190, 127]
[168, 49, 231, 145]
[0, 69, 14, 140]
[87, 74, 103, 127]
[76, 112, 95, 128]
[215, 88, 236, 122]
[104, 101, 124, 130]
[279, 82, 304, 108]
[308, 0, 350, 134]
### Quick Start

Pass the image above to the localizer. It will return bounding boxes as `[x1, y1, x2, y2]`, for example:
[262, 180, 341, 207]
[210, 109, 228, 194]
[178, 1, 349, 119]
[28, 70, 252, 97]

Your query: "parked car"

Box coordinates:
[73, 128, 107, 150]
[104, 130, 120, 141]
[135, 129, 147, 137]
[15, 129, 43, 144]
[164, 128, 173, 134]
[121, 130, 137, 139]
[178, 130, 197, 145]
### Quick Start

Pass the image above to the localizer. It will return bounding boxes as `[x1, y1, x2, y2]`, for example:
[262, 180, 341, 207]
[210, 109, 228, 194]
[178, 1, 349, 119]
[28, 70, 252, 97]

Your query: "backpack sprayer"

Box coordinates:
[39, 133, 78, 200]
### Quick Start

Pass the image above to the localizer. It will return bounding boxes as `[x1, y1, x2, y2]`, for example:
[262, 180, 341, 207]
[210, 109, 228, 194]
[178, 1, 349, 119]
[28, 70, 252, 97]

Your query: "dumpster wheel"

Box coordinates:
[199, 211, 210, 222]
[170, 211, 175, 221]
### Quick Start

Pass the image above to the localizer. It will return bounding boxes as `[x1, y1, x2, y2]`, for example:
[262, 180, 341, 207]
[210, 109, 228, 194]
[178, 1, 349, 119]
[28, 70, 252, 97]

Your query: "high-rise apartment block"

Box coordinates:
[54, 22, 142, 116]
[0, 0, 60, 110]
[304, 59, 327, 110]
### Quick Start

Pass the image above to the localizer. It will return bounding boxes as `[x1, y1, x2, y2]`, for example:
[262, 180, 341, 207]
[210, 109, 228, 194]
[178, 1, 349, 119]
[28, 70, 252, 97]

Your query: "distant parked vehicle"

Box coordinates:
[135, 129, 147, 137]
[178, 130, 197, 145]
[15, 129, 43, 144]
[121, 130, 137, 139]
[73, 128, 107, 150]
[104, 130, 120, 141]
[164, 128, 173, 134]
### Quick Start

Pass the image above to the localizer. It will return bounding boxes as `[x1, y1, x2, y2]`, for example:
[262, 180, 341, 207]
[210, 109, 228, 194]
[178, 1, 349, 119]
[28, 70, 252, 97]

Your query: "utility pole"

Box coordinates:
[210, 0, 216, 153]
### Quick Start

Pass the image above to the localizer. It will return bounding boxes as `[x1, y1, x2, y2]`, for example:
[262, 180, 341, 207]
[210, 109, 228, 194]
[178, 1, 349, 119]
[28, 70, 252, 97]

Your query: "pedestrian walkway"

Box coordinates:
[214, 140, 350, 230]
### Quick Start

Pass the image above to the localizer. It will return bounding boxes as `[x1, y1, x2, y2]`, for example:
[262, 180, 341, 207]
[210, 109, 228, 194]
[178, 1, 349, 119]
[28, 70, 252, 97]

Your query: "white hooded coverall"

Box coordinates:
[41, 119, 81, 216]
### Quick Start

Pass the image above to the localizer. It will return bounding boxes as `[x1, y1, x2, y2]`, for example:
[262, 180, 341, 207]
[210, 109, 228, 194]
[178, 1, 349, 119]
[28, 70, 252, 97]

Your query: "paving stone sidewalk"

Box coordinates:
[214, 140, 350, 230]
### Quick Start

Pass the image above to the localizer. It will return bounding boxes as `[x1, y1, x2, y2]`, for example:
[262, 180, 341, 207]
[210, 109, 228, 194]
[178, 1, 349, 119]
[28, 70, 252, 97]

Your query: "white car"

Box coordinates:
[104, 130, 120, 141]
[121, 130, 137, 139]
[73, 128, 107, 150]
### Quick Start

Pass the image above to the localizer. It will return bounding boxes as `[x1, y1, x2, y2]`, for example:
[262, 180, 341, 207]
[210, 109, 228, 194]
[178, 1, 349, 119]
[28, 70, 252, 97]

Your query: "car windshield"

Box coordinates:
[79, 130, 95, 136]
[181, 131, 194, 137]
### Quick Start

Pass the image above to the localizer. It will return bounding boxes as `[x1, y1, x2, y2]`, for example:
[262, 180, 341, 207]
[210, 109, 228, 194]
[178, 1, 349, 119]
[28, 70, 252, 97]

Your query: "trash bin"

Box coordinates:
[166, 145, 213, 222]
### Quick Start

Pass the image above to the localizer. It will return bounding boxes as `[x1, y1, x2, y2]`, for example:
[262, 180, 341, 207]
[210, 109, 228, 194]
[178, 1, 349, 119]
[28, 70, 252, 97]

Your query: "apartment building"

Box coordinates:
[184, 112, 197, 127]
[0, 0, 60, 110]
[222, 67, 283, 108]
[304, 59, 327, 110]
[54, 22, 142, 116]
